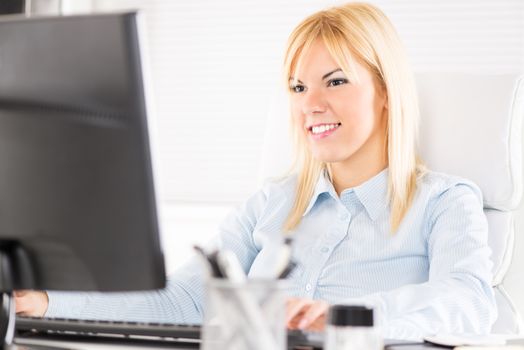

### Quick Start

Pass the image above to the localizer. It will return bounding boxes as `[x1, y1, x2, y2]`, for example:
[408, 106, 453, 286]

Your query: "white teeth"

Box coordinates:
[311, 123, 340, 135]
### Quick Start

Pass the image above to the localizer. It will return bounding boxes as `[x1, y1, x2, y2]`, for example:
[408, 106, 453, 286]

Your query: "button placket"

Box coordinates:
[303, 225, 336, 297]
[306, 216, 353, 296]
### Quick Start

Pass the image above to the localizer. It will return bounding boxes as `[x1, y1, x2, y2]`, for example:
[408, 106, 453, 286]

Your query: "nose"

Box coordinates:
[302, 88, 327, 116]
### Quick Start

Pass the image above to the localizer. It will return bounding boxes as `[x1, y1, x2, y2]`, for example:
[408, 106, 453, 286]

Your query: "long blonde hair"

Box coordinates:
[282, 2, 425, 233]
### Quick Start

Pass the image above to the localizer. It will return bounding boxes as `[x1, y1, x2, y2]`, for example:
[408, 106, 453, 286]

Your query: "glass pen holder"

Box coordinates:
[202, 278, 287, 350]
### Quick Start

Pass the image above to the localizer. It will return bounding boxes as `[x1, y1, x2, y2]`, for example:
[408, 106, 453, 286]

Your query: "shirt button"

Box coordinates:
[320, 246, 329, 253]
[305, 283, 312, 291]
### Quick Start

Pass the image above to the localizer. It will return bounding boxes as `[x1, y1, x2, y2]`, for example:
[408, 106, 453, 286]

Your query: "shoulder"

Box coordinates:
[417, 169, 483, 205]
[237, 174, 297, 219]
[416, 170, 485, 226]
[258, 173, 298, 201]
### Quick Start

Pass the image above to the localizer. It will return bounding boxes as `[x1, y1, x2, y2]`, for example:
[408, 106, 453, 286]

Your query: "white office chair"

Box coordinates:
[258, 72, 524, 334]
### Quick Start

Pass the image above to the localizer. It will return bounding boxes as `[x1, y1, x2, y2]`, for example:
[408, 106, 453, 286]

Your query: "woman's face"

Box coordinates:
[289, 40, 388, 167]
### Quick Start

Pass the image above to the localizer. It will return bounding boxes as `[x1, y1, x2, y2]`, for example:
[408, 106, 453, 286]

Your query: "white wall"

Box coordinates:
[158, 203, 232, 275]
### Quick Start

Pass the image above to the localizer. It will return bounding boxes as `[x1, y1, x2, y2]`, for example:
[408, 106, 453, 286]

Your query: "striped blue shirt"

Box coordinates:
[46, 168, 497, 340]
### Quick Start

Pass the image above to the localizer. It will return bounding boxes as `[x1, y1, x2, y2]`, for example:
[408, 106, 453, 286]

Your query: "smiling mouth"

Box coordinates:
[308, 122, 341, 136]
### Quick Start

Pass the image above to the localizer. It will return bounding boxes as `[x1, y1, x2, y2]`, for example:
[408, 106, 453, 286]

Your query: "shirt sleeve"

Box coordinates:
[45, 187, 267, 322]
[344, 182, 497, 341]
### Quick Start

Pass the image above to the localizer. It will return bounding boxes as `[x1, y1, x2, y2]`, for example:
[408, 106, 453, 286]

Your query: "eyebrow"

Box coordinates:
[322, 68, 343, 80]
[289, 68, 343, 84]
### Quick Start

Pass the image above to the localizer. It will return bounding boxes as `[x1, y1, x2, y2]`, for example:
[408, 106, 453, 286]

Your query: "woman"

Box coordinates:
[15, 2, 496, 340]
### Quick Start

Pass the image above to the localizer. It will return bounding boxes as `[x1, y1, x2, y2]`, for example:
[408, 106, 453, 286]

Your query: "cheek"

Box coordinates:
[334, 103, 378, 144]
[290, 104, 306, 129]
[336, 91, 377, 124]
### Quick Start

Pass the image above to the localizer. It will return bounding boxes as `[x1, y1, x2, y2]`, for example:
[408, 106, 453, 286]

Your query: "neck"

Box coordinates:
[329, 134, 388, 195]
[330, 161, 387, 196]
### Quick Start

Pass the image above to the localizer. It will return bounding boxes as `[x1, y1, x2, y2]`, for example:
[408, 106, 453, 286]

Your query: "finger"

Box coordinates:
[15, 295, 29, 314]
[307, 314, 327, 332]
[297, 301, 329, 329]
[287, 309, 307, 329]
[286, 299, 311, 325]
[14, 290, 28, 297]
[14, 291, 48, 317]
[286, 299, 308, 323]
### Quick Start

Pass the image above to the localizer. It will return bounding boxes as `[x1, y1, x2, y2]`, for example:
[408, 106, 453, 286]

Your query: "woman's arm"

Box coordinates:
[16, 186, 269, 323]
[364, 183, 497, 339]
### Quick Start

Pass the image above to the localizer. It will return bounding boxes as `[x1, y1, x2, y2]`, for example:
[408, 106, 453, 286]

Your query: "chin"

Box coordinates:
[311, 151, 349, 164]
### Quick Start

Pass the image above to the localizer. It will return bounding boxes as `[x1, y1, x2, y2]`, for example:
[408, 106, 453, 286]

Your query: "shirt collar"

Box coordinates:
[351, 168, 389, 220]
[302, 168, 389, 221]
[302, 169, 337, 217]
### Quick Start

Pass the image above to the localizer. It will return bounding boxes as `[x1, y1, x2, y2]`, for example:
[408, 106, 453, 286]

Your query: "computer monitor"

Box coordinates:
[0, 12, 165, 295]
[0, 0, 24, 15]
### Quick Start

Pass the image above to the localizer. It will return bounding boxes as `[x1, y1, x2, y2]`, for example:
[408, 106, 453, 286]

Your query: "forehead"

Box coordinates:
[291, 39, 364, 82]
[292, 40, 336, 76]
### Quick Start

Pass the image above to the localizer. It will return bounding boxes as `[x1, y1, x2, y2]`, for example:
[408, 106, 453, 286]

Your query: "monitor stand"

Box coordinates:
[0, 244, 37, 348]
[0, 292, 15, 347]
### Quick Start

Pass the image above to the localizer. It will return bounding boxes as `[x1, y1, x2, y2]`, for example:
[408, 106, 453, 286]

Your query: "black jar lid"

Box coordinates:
[327, 305, 374, 327]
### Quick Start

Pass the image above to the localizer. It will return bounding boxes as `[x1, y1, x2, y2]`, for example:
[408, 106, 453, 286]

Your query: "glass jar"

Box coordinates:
[324, 305, 383, 350]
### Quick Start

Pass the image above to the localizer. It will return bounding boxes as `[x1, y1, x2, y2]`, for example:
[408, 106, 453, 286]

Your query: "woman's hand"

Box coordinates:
[14, 290, 49, 317]
[286, 297, 329, 331]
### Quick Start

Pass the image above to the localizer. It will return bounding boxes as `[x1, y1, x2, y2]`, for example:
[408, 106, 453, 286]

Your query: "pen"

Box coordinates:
[278, 260, 297, 279]
[216, 250, 247, 283]
[273, 237, 294, 279]
[193, 245, 224, 278]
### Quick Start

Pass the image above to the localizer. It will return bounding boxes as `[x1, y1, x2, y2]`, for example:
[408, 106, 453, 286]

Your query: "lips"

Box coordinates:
[308, 122, 341, 140]
[308, 122, 341, 131]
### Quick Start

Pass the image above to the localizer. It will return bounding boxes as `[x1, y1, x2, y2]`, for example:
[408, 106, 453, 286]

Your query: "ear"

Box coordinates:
[381, 83, 388, 110]
[379, 86, 388, 111]
[375, 76, 388, 110]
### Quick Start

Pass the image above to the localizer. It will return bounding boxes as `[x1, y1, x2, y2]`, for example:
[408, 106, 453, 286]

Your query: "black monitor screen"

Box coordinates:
[0, 0, 24, 15]
[0, 12, 166, 292]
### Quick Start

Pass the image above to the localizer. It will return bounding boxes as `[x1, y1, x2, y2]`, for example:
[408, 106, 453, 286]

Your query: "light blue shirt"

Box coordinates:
[46, 168, 497, 340]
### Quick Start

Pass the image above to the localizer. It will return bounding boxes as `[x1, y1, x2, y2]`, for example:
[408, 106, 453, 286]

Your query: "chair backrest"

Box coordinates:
[258, 72, 524, 334]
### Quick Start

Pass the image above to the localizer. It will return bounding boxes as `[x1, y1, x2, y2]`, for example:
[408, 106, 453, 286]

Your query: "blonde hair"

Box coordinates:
[282, 2, 425, 233]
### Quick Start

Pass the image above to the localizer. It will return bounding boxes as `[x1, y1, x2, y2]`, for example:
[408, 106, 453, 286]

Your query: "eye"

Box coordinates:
[289, 84, 306, 93]
[328, 78, 348, 87]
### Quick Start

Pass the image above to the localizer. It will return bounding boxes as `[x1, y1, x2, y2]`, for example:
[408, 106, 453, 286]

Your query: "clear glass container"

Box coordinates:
[202, 278, 287, 350]
[324, 305, 383, 350]
[325, 324, 383, 350]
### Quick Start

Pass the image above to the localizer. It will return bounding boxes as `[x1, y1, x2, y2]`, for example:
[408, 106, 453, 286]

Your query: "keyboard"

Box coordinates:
[16, 316, 325, 349]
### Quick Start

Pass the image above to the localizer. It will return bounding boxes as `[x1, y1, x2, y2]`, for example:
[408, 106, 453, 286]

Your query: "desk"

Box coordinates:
[13, 335, 199, 349]
[10, 335, 452, 350]
[13, 333, 524, 350]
